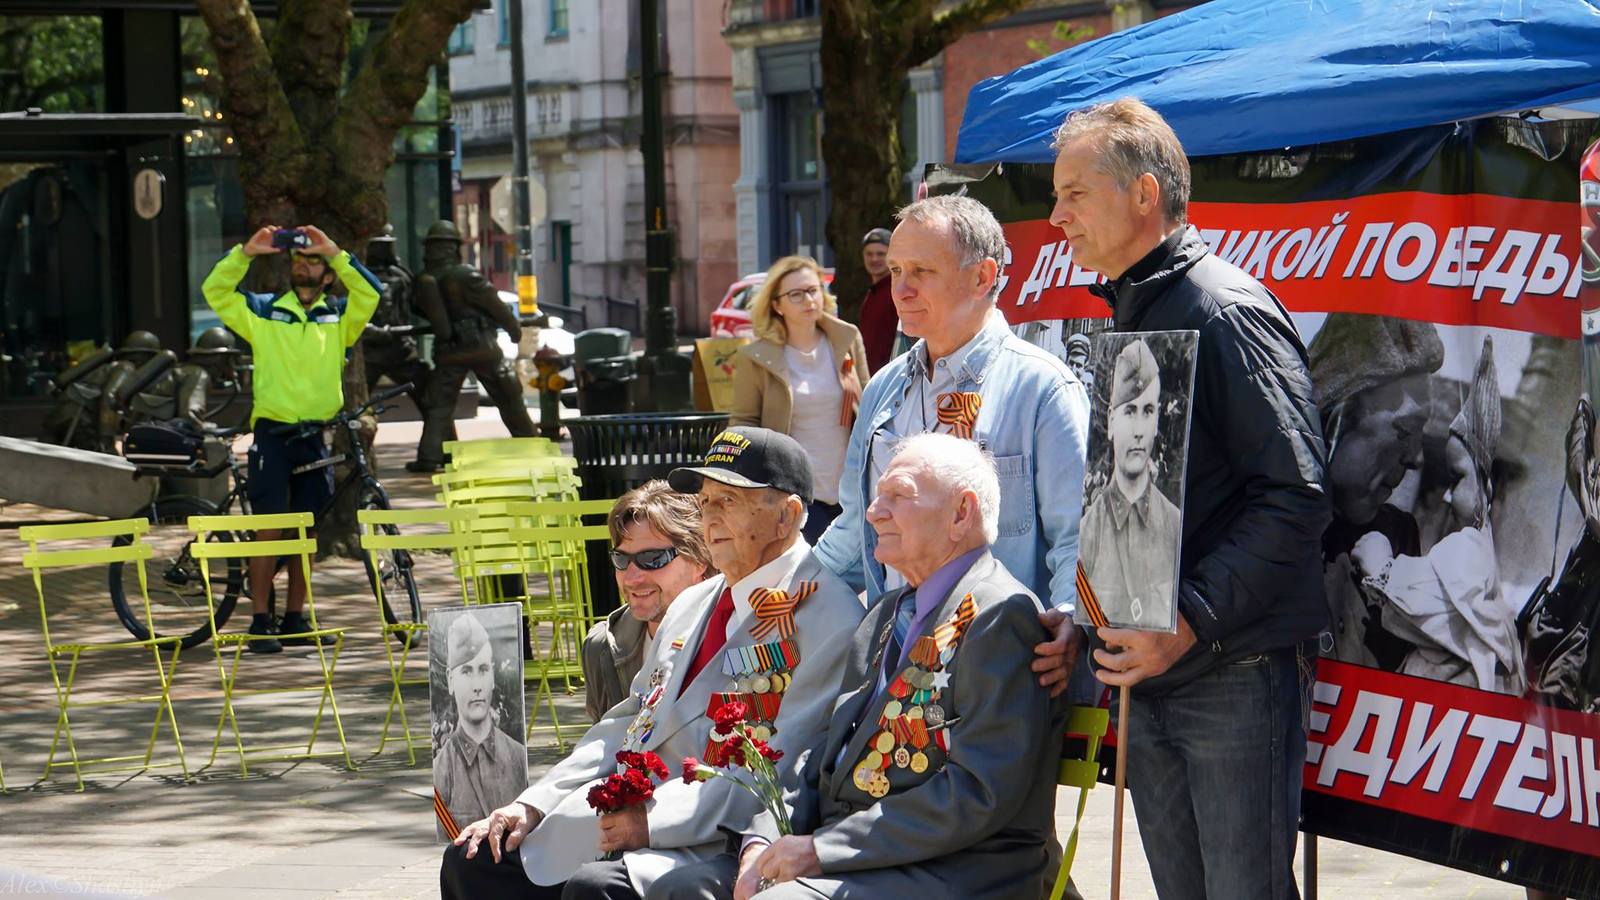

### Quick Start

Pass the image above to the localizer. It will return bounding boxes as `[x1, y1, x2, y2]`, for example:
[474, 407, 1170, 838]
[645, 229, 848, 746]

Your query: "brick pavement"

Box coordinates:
[0, 411, 1529, 898]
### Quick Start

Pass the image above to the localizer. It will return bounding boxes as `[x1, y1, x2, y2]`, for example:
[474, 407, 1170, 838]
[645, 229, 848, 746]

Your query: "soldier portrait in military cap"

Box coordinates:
[1076, 330, 1199, 633]
[427, 603, 529, 840]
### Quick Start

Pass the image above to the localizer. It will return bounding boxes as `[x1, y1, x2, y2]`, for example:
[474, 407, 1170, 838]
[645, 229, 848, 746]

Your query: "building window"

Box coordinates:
[498, 0, 511, 47]
[447, 18, 474, 55]
[0, 14, 105, 113]
[549, 0, 569, 38]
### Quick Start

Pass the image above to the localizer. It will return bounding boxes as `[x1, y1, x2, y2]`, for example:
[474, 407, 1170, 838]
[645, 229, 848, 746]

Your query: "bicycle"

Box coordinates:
[107, 383, 422, 649]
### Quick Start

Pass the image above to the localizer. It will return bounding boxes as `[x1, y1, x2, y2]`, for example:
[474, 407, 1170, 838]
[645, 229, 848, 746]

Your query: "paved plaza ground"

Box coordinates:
[0, 411, 1532, 898]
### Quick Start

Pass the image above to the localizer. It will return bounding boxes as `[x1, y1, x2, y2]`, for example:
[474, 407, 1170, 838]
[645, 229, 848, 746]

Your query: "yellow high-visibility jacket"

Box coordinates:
[201, 246, 381, 426]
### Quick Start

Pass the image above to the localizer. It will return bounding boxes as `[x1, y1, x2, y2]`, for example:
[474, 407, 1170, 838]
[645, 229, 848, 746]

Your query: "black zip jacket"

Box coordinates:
[1086, 226, 1331, 694]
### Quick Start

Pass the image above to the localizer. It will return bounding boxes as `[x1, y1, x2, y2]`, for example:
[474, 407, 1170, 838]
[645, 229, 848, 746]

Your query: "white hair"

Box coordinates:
[891, 432, 1000, 544]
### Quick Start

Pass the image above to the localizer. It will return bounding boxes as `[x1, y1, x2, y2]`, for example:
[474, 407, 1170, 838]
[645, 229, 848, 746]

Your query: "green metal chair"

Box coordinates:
[188, 512, 352, 775]
[443, 436, 562, 468]
[18, 518, 189, 791]
[1049, 705, 1111, 900]
[357, 505, 485, 764]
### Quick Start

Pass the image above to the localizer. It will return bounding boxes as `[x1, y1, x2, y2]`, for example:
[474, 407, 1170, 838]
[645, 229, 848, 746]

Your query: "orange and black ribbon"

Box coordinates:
[932, 594, 977, 653]
[1075, 561, 1109, 628]
[935, 391, 983, 440]
[749, 581, 818, 640]
[435, 789, 461, 841]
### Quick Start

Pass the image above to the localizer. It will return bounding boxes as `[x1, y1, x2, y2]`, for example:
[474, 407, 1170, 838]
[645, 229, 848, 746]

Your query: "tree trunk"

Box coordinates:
[819, 0, 1032, 322]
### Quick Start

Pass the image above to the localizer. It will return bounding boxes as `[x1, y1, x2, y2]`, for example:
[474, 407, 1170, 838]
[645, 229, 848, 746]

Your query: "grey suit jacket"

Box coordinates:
[757, 551, 1065, 900]
[515, 545, 865, 894]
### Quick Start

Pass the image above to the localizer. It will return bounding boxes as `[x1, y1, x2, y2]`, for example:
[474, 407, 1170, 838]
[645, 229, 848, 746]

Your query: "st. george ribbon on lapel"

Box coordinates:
[748, 581, 818, 641]
[935, 391, 982, 440]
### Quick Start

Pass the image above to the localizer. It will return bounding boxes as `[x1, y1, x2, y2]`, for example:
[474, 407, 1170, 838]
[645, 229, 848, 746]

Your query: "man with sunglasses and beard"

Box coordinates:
[582, 481, 717, 721]
[201, 224, 381, 652]
[442, 427, 864, 900]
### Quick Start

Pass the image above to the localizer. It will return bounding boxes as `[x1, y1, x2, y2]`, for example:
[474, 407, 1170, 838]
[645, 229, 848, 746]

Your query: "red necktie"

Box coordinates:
[679, 587, 735, 697]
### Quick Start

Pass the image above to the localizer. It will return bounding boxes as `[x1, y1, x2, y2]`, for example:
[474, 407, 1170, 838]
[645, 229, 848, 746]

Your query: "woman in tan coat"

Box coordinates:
[730, 255, 869, 543]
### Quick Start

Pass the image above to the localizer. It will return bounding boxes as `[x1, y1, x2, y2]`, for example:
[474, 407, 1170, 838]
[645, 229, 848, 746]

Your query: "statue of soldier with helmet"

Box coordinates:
[407, 219, 535, 473]
[43, 330, 164, 451]
[360, 224, 430, 416]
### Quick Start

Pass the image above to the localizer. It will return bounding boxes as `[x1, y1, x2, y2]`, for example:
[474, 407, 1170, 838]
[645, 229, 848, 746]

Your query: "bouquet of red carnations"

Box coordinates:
[680, 701, 792, 835]
[587, 749, 671, 814]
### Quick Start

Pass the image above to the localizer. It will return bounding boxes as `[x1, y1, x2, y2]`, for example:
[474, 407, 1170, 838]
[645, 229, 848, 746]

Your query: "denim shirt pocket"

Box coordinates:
[991, 453, 1034, 538]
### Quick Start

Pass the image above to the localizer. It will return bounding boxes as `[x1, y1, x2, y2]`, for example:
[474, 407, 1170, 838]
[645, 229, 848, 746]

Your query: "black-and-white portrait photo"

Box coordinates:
[427, 603, 529, 840]
[1076, 330, 1198, 634]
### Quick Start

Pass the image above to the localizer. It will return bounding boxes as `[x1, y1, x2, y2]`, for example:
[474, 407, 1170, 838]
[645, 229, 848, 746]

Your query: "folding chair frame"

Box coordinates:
[19, 519, 189, 791]
[1050, 705, 1111, 900]
[189, 512, 352, 775]
[358, 505, 484, 764]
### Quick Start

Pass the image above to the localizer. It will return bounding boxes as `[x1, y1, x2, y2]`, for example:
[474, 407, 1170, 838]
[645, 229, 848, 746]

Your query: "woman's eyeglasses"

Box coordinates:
[608, 546, 680, 571]
[777, 285, 822, 304]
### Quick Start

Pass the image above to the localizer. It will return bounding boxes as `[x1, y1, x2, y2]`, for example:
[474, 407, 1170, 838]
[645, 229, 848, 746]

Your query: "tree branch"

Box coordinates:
[329, 0, 476, 242]
[909, 0, 1034, 66]
[270, 0, 352, 142]
[193, 0, 306, 224]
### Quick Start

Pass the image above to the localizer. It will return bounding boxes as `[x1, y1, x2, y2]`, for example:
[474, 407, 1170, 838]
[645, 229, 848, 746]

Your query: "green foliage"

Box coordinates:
[1026, 20, 1096, 59]
[0, 15, 104, 113]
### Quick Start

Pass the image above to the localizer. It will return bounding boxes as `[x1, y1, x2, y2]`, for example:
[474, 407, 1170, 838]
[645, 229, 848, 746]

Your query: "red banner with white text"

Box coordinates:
[944, 117, 1600, 897]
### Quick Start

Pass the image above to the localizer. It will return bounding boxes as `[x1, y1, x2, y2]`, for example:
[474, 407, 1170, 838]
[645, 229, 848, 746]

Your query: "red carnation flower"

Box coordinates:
[712, 701, 749, 731]
[682, 757, 701, 784]
[753, 739, 783, 763]
[643, 751, 670, 780]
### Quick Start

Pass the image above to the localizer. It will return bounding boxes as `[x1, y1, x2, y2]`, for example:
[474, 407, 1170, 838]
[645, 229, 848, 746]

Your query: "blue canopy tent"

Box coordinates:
[955, 0, 1600, 163]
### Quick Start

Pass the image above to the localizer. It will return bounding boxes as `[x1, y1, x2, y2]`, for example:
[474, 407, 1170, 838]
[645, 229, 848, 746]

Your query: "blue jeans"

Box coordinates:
[1119, 647, 1308, 900]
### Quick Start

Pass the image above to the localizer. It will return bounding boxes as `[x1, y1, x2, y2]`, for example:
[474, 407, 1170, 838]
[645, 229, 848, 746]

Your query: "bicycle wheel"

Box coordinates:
[359, 486, 422, 636]
[109, 494, 243, 650]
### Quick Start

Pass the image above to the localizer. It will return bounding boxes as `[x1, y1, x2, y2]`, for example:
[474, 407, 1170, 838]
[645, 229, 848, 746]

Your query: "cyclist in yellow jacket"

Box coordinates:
[202, 224, 381, 653]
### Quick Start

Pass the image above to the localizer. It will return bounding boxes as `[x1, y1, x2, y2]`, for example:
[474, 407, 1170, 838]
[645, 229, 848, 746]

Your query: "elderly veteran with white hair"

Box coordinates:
[811, 193, 1091, 704]
[1079, 338, 1182, 628]
[441, 426, 864, 900]
[651, 432, 1064, 900]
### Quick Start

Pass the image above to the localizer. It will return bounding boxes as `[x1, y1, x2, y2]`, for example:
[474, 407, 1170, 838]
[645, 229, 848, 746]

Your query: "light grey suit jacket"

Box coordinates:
[756, 551, 1065, 900]
[515, 546, 864, 894]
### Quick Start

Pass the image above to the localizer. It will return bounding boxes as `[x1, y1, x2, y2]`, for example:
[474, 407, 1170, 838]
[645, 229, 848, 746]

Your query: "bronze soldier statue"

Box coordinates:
[44, 330, 164, 451]
[407, 220, 534, 473]
[361, 224, 430, 416]
[114, 326, 243, 428]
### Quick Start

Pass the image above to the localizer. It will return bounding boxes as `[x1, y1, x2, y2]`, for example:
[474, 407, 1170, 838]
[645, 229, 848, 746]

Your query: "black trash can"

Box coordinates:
[573, 327, 635, 415]
[568, 411, 731, 616]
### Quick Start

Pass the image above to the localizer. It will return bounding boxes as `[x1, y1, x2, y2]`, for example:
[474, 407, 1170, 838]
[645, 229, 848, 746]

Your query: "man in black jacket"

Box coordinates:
[1046, 97, 1330, 899]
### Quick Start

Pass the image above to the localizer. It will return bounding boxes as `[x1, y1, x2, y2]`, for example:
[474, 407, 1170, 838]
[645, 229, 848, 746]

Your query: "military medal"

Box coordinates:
[924, 704, 946, 728]
[910, 751, 929, 773]
[893, 747, 911, 768]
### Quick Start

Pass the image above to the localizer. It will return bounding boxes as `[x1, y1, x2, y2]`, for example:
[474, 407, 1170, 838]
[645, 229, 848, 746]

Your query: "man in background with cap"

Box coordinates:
[855, 227, 899, 373]
[434, 611, 528, 838]
[1080, 338, 1181, 628]
[441, 427, 863, 900]
[1050, 97, 1328, 898]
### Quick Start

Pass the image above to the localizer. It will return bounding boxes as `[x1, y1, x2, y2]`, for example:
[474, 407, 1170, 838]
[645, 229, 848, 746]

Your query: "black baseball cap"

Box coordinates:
[668, 426, 814, 505]
[862, 227, 893, 247]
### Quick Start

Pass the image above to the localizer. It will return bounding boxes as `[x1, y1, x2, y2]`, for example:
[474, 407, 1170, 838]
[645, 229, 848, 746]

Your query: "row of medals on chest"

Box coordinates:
[853, 635, 954, 799]
[711, 638, 798, 745]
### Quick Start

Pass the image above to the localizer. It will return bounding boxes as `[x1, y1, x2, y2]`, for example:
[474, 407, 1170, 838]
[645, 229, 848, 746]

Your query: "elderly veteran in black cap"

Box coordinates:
[1079, 338, 1182, 628]
[442, 427, 864, 900]
[434, 611, 528, 838]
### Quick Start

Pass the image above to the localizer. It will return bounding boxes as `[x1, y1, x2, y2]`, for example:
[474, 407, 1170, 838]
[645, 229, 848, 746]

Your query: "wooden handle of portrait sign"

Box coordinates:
[1111, 686, 1130, 900]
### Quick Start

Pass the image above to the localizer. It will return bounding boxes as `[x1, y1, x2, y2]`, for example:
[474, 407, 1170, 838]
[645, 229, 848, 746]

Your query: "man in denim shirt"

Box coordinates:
[813, 194, 1092, 700]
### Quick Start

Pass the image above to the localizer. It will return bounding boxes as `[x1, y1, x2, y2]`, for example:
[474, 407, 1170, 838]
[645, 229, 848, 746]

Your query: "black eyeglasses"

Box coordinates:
[609, 546, 680, 571]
